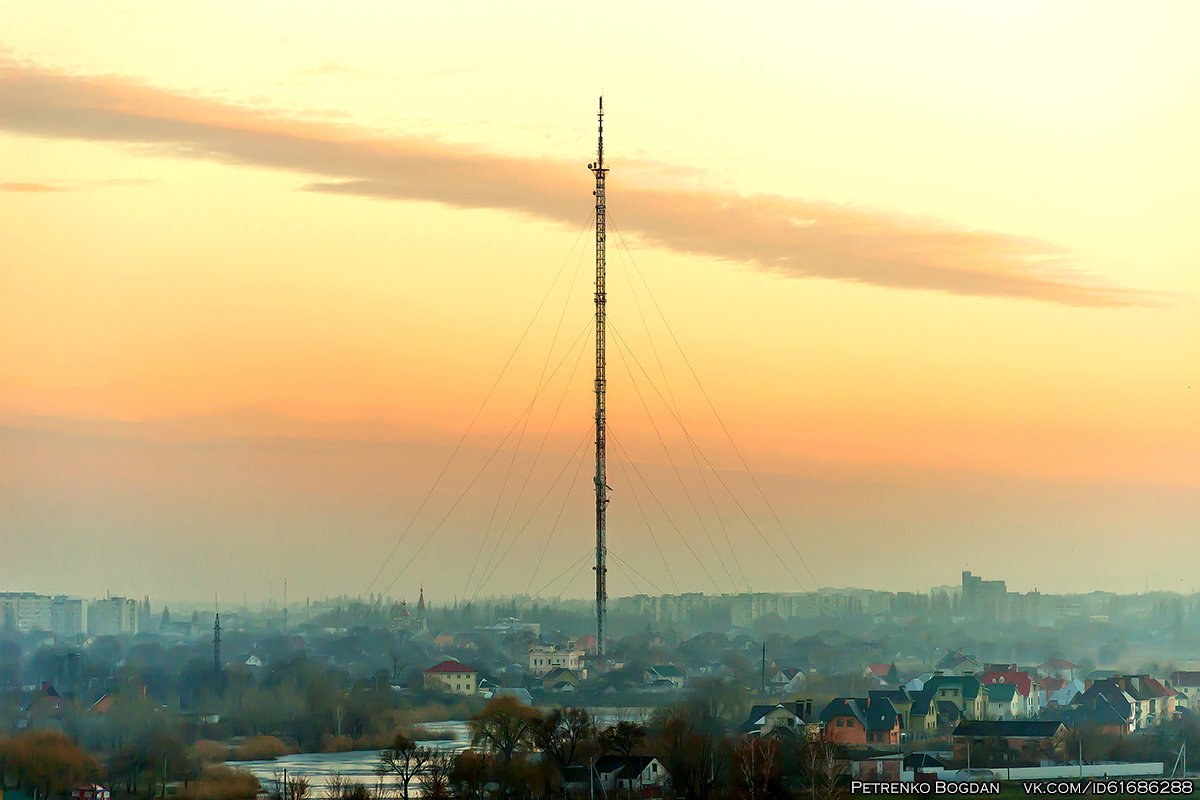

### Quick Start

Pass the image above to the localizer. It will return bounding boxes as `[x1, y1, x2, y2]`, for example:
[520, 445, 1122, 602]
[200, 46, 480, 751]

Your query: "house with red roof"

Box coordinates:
[423, 660, 478, 695]
[864, 663, 898, 686]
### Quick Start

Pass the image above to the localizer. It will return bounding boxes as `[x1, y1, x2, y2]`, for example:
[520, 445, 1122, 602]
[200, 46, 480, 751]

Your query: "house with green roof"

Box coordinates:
[982, 682, 1023, 719]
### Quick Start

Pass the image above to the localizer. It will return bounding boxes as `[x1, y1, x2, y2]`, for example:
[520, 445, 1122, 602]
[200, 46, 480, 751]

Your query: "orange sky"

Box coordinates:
[1, 2, 1198, 602]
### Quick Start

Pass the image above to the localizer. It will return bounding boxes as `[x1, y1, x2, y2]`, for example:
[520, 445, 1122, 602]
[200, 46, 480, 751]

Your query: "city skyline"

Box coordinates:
[2, 2, 1198, 602]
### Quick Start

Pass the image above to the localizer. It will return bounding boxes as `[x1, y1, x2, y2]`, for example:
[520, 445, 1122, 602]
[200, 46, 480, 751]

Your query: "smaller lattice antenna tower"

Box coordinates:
[283, 576, 289, 632]
[213, 592, 222, 674]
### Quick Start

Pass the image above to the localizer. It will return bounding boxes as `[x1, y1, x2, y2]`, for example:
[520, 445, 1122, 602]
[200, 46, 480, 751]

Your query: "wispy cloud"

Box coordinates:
[0, 178, 152, 191]
[0, 57, 1145, 306]
[0, 181, 68, 192]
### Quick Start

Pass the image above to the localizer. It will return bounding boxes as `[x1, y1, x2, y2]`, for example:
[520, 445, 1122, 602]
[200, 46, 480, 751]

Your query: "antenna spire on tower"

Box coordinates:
[589, 96, 609, 658]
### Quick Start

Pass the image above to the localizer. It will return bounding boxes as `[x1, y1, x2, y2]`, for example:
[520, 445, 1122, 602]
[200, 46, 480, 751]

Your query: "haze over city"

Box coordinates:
[2, 2, 1198, 605]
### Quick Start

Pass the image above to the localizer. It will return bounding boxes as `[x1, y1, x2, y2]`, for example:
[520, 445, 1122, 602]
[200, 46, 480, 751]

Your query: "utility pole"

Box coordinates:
[588, 96, 609, 659]
[761, 642, 767, 696]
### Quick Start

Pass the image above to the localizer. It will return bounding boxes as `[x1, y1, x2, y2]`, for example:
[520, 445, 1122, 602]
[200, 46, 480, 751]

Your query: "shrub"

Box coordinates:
[193, 739, 232, 763]
[231, 734, 294, 761]
[177, 765, 261, 800]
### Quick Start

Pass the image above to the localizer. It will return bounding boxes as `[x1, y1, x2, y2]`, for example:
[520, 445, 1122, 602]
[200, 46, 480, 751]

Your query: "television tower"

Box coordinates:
[588, 97, 609, 658]
[212, 612, 221, 674]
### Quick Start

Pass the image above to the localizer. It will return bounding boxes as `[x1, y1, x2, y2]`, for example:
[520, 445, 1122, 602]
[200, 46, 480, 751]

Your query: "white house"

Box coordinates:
[593, 756, 669, 792]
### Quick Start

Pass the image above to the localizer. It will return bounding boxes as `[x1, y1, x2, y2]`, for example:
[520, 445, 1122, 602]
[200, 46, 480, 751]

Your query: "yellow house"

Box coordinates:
[423, 660, 478, 695]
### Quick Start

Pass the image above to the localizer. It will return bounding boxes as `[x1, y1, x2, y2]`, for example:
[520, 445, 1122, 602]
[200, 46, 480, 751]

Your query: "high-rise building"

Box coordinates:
[89, 597, 139, 636]
[0, 593, 53, 632]
[51, 596, 88, 638]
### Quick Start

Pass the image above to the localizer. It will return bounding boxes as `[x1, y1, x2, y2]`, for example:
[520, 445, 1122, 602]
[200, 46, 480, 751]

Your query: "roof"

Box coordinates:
[594, 755, 660, 776]
[743, 704, 799, 728]
[936, 701, 962, 722]
[954, 720, 1066, 739]
[869, 689, 914, 705]
[1041, 659, 1080, 670]
[819, 697, 899, 732]
[1058, 699, 1130, 728]
[936, 651, 979, 670]
[649, 664, 684, 678]
[493, 687, 534, 704]
[909, 690, 934, 716]
[984, 683, 1018, 704]
[867, 663, 894, 676]
[424, 660, 476, 674]
[924, 674, 984, 700]
[1041, 677, 1068, 693]
[904, 753, 946, 770]
[1170, 671, 1200, 688]
[980, 671, 1034, 697]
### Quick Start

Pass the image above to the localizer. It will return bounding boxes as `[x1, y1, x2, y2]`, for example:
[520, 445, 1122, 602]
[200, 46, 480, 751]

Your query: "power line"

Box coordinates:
[612, 243, 749, 591]
[612, 324, 814, 591]
[471, 424, 594, 602]
[378, 316, 594, 597]
[611, 330, 738, 593]
[366, 211, 594, 596]
[609, 430, 724, 594]
[610, 448, 680, 593]
[610, 213, 819, 589]
[464, 282, 591, 598]
[614, 212, 820, 587]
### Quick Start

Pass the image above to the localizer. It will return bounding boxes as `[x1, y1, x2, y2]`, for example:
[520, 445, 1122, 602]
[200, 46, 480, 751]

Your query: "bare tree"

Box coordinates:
[420, 750, 456, 800]
[470, 695, 536, 763]
[599, 721, 646, 756]
[797, 739, 848, 800]
[451, 750, 491, 800]
[379, 733, 432, 800]
[734, 738, 780, 800]
[530, 707, 593, 767]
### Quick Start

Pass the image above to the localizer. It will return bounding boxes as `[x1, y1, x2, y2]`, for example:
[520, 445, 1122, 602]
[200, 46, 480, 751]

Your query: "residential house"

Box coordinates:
[481, 686, 534, 704]
[981, 683, 1023, 720]
[23, 683, 65, 731]
[1169, 671, 1200, 710]
[423, 661, 478, 695]
[1047, 678, 1084, 708]
[1052, 700, 1131, 736]
[935, 652, 984, 676]
[540, 667, 582, 693]
[1069, 680, 1136, 733]
[766, 667, 806, 695]
[922, 674, 987, 719]
[864, 663, 898, 686]
[952, 720, 1068, 766]
[906, 690, 940, 737]
[1039, 659, 1080, 681]
[904, 673, 934, 692]
[740, 703, 803, 738]
[980, 671, 1037, 717]
[1103, 675, 1175, 727]
[529, 640, 586, 678]
[867, 689, 916, 730]
[564, 756, 669, 795]
[820, 697, 903, 746]
[644, 664, 685, 689]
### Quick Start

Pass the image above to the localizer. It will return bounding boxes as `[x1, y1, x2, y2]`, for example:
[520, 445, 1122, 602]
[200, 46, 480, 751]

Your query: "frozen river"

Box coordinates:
[227, 721, 471, 794]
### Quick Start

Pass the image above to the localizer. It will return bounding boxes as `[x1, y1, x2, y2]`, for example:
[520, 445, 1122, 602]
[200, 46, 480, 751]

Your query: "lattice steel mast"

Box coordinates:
[588, 97, 609, 658]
